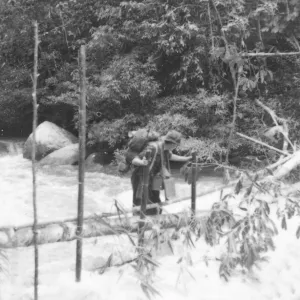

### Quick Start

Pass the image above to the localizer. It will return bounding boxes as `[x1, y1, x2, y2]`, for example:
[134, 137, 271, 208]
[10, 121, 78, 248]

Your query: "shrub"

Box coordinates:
[87, 114, 148, 148]
[0, 89, 33, 135]
[177, 137, 227, 160]
[147, 113, 197, 137]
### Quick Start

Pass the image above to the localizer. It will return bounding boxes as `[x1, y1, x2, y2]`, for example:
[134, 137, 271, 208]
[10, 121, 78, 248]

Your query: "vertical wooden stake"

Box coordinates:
[76, 45, 86, 282]
[138, 149, 151, 247]
[191, 151, 197, 216]
[32, 20, 39, 300]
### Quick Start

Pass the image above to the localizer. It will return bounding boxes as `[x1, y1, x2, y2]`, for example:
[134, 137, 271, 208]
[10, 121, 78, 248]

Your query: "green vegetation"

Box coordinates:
[1, 0, 300, 165]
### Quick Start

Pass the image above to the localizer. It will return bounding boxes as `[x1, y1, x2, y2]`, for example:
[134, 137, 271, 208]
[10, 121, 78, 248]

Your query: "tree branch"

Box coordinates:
[241, 51, 300, 57]
[210, 0, 240, 183]
[236, 132, 290, 156]
[255, 99, 295, 152]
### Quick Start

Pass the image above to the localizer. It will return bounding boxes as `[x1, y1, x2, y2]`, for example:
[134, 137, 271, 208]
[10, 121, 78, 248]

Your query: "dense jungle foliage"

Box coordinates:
[0, 0, 300, 165]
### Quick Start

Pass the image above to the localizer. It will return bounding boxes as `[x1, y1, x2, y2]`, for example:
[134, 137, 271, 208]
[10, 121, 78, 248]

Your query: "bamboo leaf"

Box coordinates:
[232, 219, 243, 230]
[281, 216, 287, 230]
[268, 219, 278, 235]
[99, 253, 114, 275]
[264, 202, 270, 215]
[239, 207, 247, 211]
[167, 240, 174, 255]
[296, 226, 300, 239]
[187, 231, 195, 248]
[146, 283, 161, 297]
[143, 255, 160, 267]
[186, 268, 196, 281]
[265, 168, 273, 175]
[245, 184, 253, 197]
[222, 194, 235, 201]
[246, 249, 254, 270]
[234, 179, 243, 195]
[260, 256, 269, 263]
[220, 189, 223, 201]
[141, 283, 151, 300]
[114, 199, 129, 224]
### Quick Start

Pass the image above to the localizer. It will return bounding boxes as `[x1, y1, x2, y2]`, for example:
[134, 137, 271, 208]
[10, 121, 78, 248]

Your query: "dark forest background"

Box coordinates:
[1, 0, 300, 165]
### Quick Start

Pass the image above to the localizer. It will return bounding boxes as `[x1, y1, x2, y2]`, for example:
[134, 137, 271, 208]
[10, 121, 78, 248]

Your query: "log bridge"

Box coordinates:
[0, 185, 223, 249]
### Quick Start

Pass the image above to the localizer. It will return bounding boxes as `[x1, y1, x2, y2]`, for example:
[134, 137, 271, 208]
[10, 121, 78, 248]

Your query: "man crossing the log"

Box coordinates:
[131, 130, 192, 215]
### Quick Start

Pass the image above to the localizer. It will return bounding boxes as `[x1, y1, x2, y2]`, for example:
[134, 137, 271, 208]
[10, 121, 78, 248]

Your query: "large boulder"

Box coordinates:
[39, 144, 79, 166]
[23, 121, 78, 160]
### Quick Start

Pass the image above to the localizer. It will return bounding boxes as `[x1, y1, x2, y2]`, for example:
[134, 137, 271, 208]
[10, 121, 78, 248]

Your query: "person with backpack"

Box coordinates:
[130, 130, 192, 215]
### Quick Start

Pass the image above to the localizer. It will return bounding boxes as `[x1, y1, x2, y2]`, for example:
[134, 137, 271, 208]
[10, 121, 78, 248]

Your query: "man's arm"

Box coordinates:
[169, 153, 192, 162]
[132, 156, 148, 166]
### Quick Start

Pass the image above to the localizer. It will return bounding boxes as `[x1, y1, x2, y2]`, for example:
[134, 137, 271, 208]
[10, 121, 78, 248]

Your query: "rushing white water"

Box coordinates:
[4, 140, 300, 300]
[0, 139, 223, 299]
[0, 139, 223, 228]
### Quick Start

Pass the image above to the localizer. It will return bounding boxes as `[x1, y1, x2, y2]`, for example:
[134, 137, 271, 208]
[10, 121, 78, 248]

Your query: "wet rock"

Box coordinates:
[39, 143, 79, 166]
[0, 142, 9, 155]
[85, 152, 112, 166]
[23, 121, 78, 161]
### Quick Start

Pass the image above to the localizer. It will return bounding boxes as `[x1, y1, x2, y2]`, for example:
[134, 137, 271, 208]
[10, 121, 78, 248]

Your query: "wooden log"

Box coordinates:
[272, 151, 300, 180]
[0, 212, 207, 249]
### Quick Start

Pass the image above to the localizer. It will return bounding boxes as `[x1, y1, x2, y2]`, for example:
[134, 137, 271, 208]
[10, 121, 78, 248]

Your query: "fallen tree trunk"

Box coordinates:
[255, 99, 294, 153]
[0, 211, 207, 249]
[272, 151, 300, 180]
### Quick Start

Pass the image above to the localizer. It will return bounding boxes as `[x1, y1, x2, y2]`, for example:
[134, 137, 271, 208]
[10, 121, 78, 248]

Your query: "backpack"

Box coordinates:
[118, 129, 160, 174]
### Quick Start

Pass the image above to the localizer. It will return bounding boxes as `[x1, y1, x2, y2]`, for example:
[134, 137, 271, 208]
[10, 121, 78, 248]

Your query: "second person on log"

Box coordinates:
[131, 130, 192, 215]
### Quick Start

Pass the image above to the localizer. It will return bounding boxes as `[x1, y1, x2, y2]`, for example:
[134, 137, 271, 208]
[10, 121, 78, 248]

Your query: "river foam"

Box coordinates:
[0, 140, 222, 227]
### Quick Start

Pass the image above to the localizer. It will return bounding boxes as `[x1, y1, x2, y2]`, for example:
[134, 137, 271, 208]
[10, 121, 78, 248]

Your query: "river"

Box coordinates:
[1, 139, 299, 300]
[0, 138, 223, 227]
[0, 138, 223, 300]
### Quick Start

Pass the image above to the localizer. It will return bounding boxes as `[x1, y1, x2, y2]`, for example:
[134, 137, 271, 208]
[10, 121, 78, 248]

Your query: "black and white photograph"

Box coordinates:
[0, 0, 300, 299]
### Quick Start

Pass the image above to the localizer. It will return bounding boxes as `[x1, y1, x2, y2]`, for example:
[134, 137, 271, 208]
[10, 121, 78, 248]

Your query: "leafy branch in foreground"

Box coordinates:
[0, 249, 8, 277]
[95, 167, 300, 297]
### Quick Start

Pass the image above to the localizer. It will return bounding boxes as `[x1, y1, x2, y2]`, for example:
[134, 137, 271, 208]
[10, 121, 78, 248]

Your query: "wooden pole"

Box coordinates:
[138, 149, 151, 247]
[76, 45, 86, 282]
[191, 151, 197, 215]
[32, 21, 39, 300]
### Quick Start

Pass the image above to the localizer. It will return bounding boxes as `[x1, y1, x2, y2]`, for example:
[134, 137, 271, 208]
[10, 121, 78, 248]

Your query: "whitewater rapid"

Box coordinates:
[3, 140, 300, 300]
[0, 139, 223, 228]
